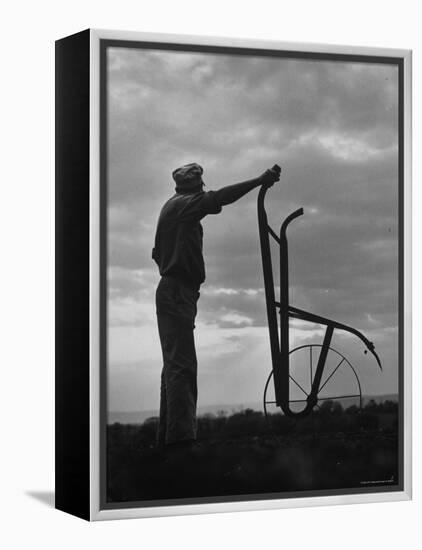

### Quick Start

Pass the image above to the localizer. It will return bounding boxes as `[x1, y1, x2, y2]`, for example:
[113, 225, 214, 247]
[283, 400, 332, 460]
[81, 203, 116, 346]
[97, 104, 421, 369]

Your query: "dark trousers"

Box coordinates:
[155, 276, 200, 446]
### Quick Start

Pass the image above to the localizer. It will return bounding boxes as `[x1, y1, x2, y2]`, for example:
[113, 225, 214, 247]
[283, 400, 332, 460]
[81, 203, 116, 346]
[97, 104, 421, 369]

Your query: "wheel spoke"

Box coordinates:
[310, 346, 313, 387]
[319, 358, 345, 392]
[317, 394, 360, 401]
[289, 374, 308, 397]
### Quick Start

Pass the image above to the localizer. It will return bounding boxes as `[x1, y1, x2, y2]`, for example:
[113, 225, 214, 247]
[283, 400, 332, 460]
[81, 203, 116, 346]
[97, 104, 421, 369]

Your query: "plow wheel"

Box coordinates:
[263, 344, 362, 419]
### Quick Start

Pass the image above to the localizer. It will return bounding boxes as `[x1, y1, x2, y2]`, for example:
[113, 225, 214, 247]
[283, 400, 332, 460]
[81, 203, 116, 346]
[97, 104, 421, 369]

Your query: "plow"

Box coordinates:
[257, 165, 382, 419]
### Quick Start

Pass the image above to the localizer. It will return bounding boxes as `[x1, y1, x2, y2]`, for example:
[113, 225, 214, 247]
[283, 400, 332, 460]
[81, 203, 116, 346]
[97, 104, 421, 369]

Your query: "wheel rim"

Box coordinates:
[263, 344, 362, 419]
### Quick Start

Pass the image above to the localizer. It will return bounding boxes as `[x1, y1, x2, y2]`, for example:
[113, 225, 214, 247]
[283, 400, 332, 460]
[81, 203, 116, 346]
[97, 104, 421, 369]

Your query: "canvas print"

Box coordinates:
[102, 42, 401, 505]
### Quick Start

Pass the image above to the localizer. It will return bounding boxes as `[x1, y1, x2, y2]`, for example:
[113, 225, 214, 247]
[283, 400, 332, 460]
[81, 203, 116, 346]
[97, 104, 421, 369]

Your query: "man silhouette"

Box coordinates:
[152, 163, 280, 448]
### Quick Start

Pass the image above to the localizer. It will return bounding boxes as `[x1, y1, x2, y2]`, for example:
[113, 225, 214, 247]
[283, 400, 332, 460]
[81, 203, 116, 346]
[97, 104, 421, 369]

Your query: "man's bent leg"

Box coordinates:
[157, 313, 198, 445]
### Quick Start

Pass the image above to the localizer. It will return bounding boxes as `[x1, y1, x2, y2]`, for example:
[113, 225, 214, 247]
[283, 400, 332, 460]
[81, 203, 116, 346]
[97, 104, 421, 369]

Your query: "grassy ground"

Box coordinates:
[107, 400, 399, 503]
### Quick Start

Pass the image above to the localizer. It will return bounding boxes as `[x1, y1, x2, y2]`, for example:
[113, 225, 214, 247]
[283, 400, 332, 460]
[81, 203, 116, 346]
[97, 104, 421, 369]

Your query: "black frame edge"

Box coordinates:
[55, 28, 91, 521]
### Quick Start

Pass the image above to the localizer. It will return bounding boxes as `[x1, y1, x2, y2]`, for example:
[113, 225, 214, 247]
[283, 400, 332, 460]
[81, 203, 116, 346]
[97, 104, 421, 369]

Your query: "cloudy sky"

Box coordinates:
[106, 46, 399, 415]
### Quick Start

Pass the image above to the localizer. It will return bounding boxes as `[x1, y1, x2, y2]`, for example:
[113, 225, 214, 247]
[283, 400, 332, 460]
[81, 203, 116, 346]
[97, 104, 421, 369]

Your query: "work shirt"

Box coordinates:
[152, 190, 222, 288]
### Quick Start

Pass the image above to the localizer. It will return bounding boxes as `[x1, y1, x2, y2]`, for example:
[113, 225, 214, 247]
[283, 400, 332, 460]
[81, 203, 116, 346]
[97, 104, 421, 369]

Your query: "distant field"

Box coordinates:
[108, 394, 398, 425]
[107, 399, 399, 503]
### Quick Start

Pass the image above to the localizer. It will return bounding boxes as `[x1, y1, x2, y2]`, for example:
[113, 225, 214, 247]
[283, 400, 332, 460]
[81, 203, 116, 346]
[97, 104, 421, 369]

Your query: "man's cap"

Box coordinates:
[172, 163, 203, 188]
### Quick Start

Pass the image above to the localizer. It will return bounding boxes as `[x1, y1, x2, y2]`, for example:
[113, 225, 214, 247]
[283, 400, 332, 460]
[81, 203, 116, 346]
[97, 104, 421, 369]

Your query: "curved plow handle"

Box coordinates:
[281, 207, 304, 234]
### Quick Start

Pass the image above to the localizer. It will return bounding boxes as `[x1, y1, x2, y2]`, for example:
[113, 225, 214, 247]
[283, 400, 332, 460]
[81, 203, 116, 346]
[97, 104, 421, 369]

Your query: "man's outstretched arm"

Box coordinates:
[213, 167, 281, 206]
